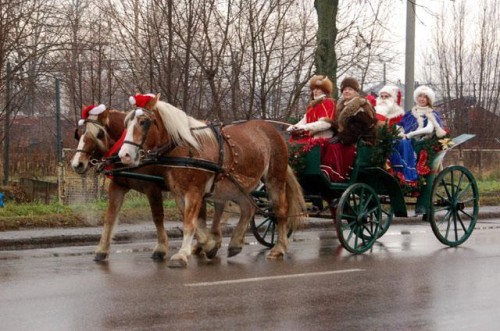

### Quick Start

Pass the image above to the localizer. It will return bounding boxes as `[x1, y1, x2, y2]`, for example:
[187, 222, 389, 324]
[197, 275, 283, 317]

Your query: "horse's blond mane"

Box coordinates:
[155, 101, 215, 150]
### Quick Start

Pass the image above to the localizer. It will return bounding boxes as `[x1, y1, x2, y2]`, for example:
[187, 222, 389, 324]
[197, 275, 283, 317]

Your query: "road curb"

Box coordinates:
[0, 210, 499, 251]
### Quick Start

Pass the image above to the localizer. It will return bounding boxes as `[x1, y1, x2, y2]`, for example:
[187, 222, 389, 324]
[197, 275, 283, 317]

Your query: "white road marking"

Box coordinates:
[184, 269, 364, 287]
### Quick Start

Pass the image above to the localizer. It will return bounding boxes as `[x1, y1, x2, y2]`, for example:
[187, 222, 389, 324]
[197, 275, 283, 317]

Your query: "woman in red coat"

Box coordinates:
[287, 75, 335, 142]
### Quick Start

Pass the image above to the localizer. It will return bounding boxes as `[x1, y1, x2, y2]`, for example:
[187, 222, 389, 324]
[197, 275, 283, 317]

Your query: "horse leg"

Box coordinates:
[192, 201, 225, 259]
[227, 199, 255, 257]
[266, 184, 289, 260]
[168, 192, 205, 268]
[145, 189, 168, 261]
[94, 181, 127, 262]
[192, 200, 208, 256]
[210, 202, 225, 250]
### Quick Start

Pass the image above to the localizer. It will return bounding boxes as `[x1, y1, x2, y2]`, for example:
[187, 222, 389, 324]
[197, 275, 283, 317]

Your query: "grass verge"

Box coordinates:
[1, 180, 498, 231]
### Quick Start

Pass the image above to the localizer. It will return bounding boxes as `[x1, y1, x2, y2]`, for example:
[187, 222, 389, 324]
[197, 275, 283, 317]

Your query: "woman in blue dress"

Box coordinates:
[390, 85, 447, 182]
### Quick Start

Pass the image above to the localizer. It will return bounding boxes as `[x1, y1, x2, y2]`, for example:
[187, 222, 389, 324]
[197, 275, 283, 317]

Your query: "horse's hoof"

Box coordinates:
[266, 249, 284, 260]
[94, 252, 108, 262]
[192, 245, 204, 256]
[167, 258, 188, 268]
[205, 247, 219, 259]
[228, 246, 242, 257]
[151, 251, 166, 261]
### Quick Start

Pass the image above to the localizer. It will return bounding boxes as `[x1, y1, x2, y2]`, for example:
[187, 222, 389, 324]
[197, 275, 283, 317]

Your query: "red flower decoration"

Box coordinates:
[417, 150, 431, 176]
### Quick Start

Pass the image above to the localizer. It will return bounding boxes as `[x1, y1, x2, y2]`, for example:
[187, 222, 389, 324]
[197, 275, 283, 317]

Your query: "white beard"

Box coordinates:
[375, 98, 404, 119]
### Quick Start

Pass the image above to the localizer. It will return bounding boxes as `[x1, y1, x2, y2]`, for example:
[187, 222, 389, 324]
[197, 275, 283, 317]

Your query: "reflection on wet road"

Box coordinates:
[1, 224, 500, 330]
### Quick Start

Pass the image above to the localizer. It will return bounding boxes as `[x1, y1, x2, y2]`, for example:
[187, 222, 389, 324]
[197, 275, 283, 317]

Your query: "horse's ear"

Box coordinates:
[153, 93, 161, 105]
[99, 108, 110, 124]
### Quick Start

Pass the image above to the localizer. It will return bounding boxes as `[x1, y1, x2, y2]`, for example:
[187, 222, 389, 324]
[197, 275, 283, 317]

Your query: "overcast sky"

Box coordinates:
[390, 0, 447, 84]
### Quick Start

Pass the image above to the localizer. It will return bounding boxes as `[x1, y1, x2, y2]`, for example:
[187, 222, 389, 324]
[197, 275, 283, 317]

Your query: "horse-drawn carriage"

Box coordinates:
[251, 134, 479, 254]
[72, 95, 479, 266]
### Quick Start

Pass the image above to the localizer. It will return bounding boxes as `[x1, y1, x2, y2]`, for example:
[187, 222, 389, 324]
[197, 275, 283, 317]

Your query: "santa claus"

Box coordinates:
[375, 85, 404, 126]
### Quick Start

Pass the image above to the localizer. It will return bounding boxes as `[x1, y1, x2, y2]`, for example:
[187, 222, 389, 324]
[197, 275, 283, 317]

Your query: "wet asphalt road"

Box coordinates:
[1, 223, 500, 331]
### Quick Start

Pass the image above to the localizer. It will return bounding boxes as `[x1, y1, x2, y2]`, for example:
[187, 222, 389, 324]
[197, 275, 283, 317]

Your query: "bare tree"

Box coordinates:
[428, 0, 500, 149]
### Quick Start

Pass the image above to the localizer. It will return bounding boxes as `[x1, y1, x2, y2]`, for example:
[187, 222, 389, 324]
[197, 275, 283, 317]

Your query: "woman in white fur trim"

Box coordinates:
[287, 75, 335, 142]
[398, 85, 447, 140]
[390, 85, 447, 182]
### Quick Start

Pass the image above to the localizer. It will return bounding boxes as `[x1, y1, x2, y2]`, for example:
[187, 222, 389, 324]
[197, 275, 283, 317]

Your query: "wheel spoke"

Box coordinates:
[434, 205, 449, 213]
[366, 205, 380, 215]
[441, 178, 452, 200]
[456, 171, 465, 192]
[435, 192, 450, 204]
[359, 191, 370, 210]
[456, 212, 469, 233]
[460, 196, 476, 204]
[458, 209, 473, 221]
[456, 182, 472, 200]
[437, 209, 452, 226]
[351, 192, 359, 211]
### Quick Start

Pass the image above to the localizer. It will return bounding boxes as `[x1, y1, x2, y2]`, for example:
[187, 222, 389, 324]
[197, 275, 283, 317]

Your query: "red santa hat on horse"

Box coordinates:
[78, 104, 106, 126]
[375, 85, 404, 126]
[129, 93, 156, 116]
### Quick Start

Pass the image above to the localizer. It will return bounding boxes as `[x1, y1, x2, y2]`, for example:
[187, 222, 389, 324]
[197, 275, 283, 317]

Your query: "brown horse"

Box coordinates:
[118, 94, 306, 267]
[70, 108, 227, 262]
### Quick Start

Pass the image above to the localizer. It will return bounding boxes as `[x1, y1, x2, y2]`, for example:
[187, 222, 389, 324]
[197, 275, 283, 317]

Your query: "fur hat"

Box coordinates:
[414, 85, 435, 106]
[309, 75, 333, 96]
[79, 104, 106, 126]
[340, 77, 360, 93]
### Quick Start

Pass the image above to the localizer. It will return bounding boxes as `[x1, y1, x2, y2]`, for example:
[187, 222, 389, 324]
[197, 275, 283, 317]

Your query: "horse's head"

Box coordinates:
[119, 94, 162, 167]
[71, 107, 116, 174]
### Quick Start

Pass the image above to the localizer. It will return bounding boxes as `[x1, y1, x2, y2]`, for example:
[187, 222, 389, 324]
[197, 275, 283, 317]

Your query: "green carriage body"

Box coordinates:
[251, 134, 479, 253]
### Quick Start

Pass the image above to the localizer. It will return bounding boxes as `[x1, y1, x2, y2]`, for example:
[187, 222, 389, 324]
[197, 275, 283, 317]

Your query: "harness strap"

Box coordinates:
[154, 156, 222, 173]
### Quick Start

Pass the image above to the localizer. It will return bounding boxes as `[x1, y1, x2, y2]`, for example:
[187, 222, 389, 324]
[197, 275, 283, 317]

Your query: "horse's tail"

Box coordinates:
[285, 165, 307, 231]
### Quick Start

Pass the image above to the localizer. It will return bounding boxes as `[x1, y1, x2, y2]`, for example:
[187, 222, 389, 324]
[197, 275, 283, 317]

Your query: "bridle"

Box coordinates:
[122, 108, 156, 153]
[76, 119, 111, 159]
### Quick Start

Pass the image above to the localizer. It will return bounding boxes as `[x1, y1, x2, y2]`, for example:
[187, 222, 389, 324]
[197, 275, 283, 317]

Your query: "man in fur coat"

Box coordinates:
[321, 77, 377, 182]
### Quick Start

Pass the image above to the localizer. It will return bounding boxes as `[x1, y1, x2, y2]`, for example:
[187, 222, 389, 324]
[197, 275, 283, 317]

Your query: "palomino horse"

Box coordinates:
[70, 108, 226, 262]
[118, 94, 306, 267]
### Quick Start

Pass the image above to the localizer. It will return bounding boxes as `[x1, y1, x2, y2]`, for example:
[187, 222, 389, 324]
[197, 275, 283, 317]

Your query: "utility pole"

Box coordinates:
[55, 78, 63, 203]
[404, 0, 416, 111]
[3, 63, 11, 185]
[383, 61, 387, 85]
[55, 78, 62, 163]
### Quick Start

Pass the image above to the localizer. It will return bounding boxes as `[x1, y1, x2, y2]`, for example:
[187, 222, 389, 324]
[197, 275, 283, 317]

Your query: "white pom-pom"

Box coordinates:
[78, 119, 85, 126]
[129, 96, 136, 105]
[89, 104, 106, 115]
[135, 108, 144, 116]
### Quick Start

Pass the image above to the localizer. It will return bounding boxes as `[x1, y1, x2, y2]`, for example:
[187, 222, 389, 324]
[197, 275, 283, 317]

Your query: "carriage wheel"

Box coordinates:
[250, 215, 292, 248]
[377, 204, 393, 239]
[250, 186, 292, 248]
[429, 165, 479, 246]
[335, 183, 381, 254]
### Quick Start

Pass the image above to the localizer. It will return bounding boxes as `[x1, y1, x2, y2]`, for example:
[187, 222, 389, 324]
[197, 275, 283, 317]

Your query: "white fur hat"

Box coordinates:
[414, 85, 435, 106]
